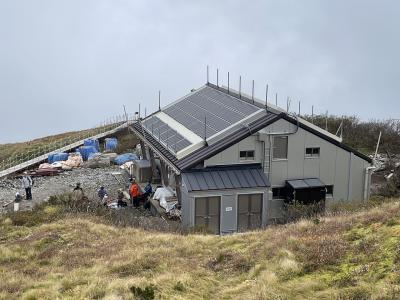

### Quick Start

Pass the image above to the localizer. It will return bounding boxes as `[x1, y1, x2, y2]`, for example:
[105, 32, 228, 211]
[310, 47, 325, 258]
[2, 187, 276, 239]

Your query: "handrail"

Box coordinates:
[0, 114, 137, 174]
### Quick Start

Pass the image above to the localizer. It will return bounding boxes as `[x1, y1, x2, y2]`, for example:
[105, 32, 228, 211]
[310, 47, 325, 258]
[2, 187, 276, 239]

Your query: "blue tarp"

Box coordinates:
[84, 139, 100, 151]
[79, 146, 98, 161]
[48, 153, 68, 163]
[105, 138, 118, 151]
[113, 153, 138, 165]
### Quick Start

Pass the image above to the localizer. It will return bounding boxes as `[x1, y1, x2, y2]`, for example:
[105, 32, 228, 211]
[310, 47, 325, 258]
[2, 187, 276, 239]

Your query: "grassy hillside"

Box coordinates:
[0, 126, 137, 170]
[1, 197, 400, 299]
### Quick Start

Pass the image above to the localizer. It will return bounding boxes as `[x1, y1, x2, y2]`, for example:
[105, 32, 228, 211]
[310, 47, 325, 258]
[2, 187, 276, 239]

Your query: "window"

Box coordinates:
[272, 187, 286, 199]
[326, 185, 334, 196]
[305, 147, 320, 158]
[239, 150, 255, 160]
[273, 136, 288, 159]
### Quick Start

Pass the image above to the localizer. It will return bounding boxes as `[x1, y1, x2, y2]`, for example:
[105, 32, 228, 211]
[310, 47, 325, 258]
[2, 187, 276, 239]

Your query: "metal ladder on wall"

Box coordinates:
[263, 142, 272, 177]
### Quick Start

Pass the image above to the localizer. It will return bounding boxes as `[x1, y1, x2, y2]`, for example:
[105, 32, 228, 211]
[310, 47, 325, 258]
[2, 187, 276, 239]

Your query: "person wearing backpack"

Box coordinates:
[129, 178, 140, 207]
[21, 172, 33, 200]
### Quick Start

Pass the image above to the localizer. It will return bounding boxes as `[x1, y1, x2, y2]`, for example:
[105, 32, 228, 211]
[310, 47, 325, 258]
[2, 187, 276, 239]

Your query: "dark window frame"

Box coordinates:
[239, 150, 255, 161]
[272, 187, 286, 199]
[305, 147, 320, 158]
[273, 136, 288, 160]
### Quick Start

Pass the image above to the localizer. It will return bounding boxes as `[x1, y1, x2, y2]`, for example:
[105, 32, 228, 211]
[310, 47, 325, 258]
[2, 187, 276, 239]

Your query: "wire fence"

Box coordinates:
[0, 114, 137, 174]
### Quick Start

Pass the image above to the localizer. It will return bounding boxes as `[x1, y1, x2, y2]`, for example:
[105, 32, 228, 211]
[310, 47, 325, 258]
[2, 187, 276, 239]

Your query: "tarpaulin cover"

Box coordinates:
[79, 146, 98, 161]
[84, 139, 100, 151]
[113, 153, 138, 165]
[105, 138, 118, 151]
[48, 153, 68, 163]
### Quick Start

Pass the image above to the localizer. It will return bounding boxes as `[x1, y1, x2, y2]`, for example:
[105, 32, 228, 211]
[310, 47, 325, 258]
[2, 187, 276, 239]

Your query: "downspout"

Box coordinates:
[363, 166, 375, 202]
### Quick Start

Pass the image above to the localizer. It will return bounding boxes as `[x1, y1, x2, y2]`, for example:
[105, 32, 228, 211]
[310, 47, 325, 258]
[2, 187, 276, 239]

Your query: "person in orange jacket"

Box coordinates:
[129, 178, 141, 207]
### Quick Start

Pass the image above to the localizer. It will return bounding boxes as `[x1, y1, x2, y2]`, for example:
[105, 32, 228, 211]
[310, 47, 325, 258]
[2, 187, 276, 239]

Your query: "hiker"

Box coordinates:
[14, 192, 22, 211]
[21, 171, 33, 200]
[117, 189, 127, 207]
[73, 182, 83, 192]
[129, 178, 140, 207]
[97, 186, 107, 201]
[144, 181, 152, 197]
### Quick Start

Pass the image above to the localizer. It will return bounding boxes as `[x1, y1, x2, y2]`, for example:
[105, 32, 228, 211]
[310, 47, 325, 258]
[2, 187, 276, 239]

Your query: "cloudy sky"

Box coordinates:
[0, 1, 399, 143]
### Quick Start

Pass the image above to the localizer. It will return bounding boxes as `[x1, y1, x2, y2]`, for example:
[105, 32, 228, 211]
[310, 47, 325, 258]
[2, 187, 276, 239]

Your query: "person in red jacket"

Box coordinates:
[129, 178, 141, 207]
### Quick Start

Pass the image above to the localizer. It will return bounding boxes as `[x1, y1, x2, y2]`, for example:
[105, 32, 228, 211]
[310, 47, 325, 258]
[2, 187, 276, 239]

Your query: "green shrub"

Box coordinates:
[129, 285, 155, 300]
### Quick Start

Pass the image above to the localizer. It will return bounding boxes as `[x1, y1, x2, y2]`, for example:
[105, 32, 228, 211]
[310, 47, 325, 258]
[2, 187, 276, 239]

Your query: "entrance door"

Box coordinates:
[195, 196, 220, 234]
[237, 193, 263, 232]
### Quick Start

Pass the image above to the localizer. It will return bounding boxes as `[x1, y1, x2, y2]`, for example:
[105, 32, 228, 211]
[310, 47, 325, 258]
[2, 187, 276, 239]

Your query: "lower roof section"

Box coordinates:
[182, 164, 271, 192]
[286, 178, 325, 189]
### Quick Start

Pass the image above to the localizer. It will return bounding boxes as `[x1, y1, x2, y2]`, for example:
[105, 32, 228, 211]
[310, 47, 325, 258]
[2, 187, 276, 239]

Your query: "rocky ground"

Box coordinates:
[0, 166, 130, 213]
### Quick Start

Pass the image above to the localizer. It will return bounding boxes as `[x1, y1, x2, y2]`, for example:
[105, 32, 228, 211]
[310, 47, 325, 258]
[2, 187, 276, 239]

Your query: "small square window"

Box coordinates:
[239, 150, 255, 160]
[305, 147, 320, 157]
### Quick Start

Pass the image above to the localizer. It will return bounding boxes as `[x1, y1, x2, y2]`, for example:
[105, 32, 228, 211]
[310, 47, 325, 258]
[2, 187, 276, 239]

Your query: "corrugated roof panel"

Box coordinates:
[304, 178, 325, 188]
[225, 170, 241, 188]
[195, 173, 209, 190]
[182, 165, 270, 192]
[249, 168, 265, 187]
[210, 171, 225, 189]
[202, 171, 218, 190]
[218, 170, 234, 189]
[287, 179, 309, 189]
[186, 173, 200, 191]
[234, 169, 251, 188]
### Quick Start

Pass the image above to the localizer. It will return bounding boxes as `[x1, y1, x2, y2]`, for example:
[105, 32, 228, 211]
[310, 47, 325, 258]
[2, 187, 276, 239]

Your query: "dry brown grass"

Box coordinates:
[1, 200, 400, 299]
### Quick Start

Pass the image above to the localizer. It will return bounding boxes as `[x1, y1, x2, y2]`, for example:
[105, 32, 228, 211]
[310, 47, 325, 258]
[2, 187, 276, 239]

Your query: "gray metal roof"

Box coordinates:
[164, 85, 260, 139]
[286, 178, 325, 189]
[142, 116, 191, 153]
[182, 164, 270, 192]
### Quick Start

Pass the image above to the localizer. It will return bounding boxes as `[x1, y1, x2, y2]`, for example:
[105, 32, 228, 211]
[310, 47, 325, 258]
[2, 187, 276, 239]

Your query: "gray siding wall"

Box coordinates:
[204, 118, 371, 203]
[179, 186, 269, 233]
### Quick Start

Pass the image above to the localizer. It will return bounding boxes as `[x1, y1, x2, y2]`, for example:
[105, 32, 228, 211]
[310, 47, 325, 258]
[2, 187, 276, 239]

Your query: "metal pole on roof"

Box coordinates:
[207, 65, 209, 83]
[205, 115, 207, 140]
[217, 68, 219, 88]
[252, 80, 254, 103]
[311, 105, 314, 123]
[325, 111, 328, 131]
[158, 90, 161, 111]
[239, 76, 242, 99]
[139, 103, 141, 119]
[227, 72, 230, 94]
[275, 93, 278, 106]
[145, 108, 147, 118]
[265, 84, 269, 113]
[174, 130, 178, 152]
[298, 101, 301, 116]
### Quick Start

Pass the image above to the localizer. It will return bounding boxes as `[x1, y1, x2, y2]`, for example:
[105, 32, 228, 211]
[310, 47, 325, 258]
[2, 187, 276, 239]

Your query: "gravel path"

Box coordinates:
[0, 167, 130, 213]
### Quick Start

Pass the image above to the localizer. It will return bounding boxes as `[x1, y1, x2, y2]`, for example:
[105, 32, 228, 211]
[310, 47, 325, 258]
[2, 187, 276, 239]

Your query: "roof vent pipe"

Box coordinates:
[265, 84, 269, 113]
[252, 80, 254, 103]
[227, 72, 230, 94]
[158, 90, 161, 111]
[239, 75, 242, 99]
[275, 93, 278, 106]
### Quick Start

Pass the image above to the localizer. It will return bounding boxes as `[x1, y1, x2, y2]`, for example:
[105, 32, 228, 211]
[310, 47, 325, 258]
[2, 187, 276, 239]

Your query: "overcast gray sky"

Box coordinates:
[0, 1, 399, 143]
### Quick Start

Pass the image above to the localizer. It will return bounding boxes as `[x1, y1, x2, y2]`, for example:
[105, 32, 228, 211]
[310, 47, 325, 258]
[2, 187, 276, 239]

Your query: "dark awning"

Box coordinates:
[286, 178, 325, 190]
[182, 164, 270, 192]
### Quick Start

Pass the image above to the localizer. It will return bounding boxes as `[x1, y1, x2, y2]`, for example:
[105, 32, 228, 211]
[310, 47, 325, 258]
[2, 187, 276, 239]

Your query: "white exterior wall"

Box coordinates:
[204, 119, 371, 204]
